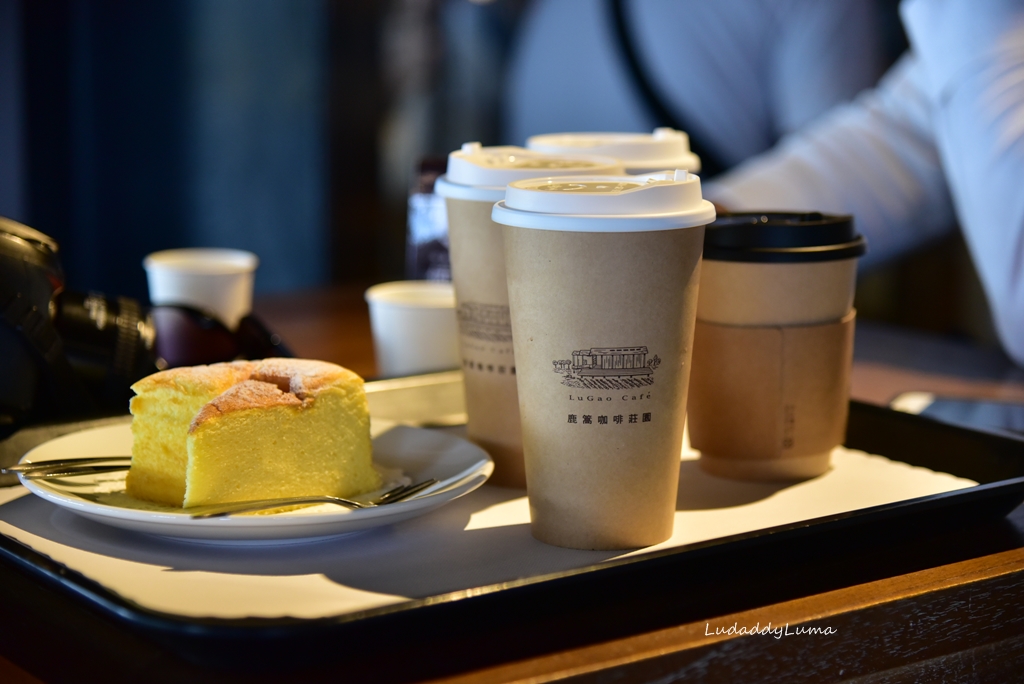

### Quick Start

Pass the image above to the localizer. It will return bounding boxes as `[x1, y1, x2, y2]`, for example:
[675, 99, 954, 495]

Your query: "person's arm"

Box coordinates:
[705, 55, 957, 271]
[900, 0, 1024, 365]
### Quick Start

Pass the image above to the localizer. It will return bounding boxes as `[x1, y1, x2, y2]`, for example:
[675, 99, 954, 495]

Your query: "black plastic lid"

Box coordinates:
[703, 211, 867, 263]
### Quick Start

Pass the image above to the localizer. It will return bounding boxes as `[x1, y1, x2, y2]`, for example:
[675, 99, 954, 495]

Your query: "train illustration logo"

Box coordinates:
[457, 302, 513, 342]
[553, 346, 660, 389]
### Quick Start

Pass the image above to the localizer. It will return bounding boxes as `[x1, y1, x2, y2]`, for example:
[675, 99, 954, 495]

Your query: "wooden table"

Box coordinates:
[1, 285, 1023, 683]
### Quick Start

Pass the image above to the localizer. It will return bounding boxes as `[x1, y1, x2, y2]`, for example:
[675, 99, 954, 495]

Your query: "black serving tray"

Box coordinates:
[2, 400, 1024, 682]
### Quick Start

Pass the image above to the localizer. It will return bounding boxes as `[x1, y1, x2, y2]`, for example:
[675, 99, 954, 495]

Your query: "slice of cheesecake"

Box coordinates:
[182, 360, 379, 508]
[127, 361, 254, 506]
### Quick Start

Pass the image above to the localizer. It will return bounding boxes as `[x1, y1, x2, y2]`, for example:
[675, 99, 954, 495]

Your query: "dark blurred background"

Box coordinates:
[0, 0, 998, 347]
[1, 0, 386, 298]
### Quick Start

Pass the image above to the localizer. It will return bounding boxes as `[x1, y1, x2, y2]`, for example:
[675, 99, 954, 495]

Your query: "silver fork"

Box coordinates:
[5, 460, 435, 502]
[6, 460, 440, 516]
[186, 478, 439, 518]
[4, 457, 133, 479]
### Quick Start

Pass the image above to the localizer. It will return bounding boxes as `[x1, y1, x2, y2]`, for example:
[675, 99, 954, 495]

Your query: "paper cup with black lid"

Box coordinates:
[492, 171, 715, 549]
[526, 128, 701, 175]
[688, 212, 867, 482]
[434, 143, 622, 487]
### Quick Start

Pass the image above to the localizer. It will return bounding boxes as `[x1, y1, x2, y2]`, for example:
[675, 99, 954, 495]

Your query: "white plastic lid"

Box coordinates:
[434, 142, 623, 202]
[526, 128, 701, 174]
[492, 170, 716, 232]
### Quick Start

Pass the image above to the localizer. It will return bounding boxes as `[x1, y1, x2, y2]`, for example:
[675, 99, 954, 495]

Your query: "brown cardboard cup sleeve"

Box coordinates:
[688, 310, 856, 481]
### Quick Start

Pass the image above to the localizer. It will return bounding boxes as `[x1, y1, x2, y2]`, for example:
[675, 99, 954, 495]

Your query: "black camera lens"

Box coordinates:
[52, 291, 158, 408]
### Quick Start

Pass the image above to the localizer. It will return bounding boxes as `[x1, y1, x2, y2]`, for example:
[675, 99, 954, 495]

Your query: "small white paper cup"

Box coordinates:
[144, 248, 259, 330]
[365, 281, 460, 377]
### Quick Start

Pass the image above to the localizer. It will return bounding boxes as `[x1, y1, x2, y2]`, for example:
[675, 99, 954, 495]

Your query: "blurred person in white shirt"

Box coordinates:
[705, 0, 1024, 365]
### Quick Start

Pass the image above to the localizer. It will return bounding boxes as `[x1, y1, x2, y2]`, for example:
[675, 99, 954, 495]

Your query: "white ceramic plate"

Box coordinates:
[18, 423, 492, 543]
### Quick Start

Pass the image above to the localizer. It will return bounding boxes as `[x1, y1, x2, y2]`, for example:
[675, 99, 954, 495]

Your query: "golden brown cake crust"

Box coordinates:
[189, 379, 303, 431]
[131, 361, 255, 396]
[132, 359, 362, 402]
[249, 358, 363, 398]
[183, 359, 363, 432]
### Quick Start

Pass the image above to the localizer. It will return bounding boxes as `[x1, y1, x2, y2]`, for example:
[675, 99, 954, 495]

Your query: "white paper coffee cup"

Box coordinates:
[144, 248, 258, 330]
[365, 281, 460, 378]
[435, 143, 623, 487]
[494, 171, 715, 550]
[443, 197, 526, 486]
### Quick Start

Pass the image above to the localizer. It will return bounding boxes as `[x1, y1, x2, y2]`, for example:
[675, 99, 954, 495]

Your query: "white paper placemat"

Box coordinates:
[0, 439, 974, 620]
